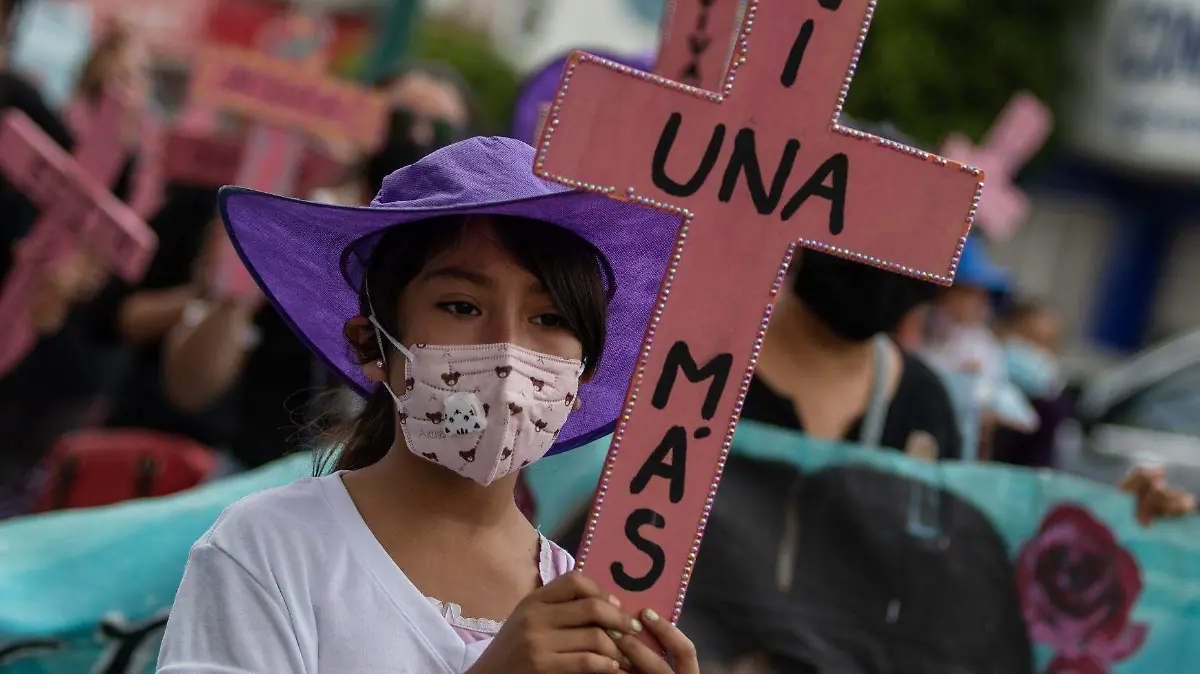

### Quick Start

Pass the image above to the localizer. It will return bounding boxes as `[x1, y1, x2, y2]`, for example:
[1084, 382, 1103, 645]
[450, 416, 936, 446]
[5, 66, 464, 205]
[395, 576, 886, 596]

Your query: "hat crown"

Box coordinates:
[371, 136, 568, 210]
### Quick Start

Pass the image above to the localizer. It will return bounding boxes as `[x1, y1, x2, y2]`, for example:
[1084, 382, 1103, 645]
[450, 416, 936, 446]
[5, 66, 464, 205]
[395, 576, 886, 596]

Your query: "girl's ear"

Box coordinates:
[344, 316, 387, 383]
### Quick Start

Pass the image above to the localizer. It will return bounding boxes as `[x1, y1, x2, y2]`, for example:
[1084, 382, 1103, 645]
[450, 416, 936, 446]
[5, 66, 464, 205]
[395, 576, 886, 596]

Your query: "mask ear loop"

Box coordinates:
[364, 277, 415, 403]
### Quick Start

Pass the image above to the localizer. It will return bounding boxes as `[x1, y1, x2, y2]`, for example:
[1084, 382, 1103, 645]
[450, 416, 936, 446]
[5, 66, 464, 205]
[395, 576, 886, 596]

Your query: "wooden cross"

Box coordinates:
[0, 94, 156, 377]
[940, 92, 1051, 242]
[188, 11, 386, 296]
[655, 0, 743, 90]
[534, 0, 982, 634]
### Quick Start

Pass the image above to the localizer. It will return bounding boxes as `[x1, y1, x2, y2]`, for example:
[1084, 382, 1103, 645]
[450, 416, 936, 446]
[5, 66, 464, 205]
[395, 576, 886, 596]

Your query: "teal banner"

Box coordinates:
[0, 455, 312, 673]
[2, 425, 1199, 672]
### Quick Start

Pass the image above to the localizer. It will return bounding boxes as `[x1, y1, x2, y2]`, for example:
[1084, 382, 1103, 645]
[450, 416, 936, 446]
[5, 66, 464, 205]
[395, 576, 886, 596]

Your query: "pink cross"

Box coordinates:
[655, 0, 743, 90]
[535, 0, 982, 636]
[530, 0, 742, 144]
[0, 94, 156, 377]
[187, 12, 386, 296]
[940, 92, 1051, 241]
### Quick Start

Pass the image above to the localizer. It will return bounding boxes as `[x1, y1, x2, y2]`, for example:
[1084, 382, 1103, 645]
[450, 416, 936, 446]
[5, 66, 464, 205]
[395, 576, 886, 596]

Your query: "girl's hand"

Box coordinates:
[468, 571, 640, 674]
[25, 248, 106, 335]
[614, 609, 700, 674]
[1120, 465, 1198, 526]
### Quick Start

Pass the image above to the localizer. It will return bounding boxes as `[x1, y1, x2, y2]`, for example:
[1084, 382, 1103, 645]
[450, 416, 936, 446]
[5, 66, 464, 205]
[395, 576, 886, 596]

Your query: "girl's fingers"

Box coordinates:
[549, 597, 640, 635]
[542, 652, 622, 673]
[552, 628, 632, 670]
[536, 571, 605, 604]
[615, 610, 700, 674]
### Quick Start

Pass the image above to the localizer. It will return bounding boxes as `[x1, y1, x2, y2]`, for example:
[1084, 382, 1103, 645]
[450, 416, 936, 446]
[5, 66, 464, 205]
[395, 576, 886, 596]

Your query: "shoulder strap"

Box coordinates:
[857, 334, 893, 447]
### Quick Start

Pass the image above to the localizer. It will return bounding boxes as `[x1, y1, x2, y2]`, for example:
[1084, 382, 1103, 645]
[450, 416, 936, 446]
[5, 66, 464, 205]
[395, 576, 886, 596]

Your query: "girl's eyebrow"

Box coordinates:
[419, 266, 493, 287]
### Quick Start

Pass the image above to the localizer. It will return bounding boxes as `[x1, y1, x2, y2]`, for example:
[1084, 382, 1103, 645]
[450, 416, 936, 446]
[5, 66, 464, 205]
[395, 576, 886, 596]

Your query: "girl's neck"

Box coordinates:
[353, 442, 529, 536]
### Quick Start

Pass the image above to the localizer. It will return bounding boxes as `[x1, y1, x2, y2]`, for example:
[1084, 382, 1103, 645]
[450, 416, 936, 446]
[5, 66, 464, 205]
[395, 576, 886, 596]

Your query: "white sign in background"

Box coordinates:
[7, 0, 94, 110]
[1069, 0, 1200, 178]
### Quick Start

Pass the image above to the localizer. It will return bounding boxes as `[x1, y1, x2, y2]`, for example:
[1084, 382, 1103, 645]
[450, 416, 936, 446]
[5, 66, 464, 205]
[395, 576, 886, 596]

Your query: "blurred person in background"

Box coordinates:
[100, 187, 233, 455]
[312, 61, 475, 206]
[922, 234, 1012, 386]
[0, 1, 154, 517]
[160, 61, 477, 477]
[991, 299, 1071, 468]
[921, 235, 1038, 460]
[991, 300, 1199, 524]
[0, 0, 83, 327]
[65, 15, 163, 219]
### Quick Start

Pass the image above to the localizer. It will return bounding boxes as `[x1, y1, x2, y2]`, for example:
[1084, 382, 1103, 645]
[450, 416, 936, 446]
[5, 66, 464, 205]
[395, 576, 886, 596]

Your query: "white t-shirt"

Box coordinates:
[157, 473, 574, 673]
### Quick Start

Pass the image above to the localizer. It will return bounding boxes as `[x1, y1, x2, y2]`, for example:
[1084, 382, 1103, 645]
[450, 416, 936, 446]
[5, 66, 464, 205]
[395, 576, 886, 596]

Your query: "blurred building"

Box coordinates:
[997, 0, 1200, 368]
[424, 0, 659, 72]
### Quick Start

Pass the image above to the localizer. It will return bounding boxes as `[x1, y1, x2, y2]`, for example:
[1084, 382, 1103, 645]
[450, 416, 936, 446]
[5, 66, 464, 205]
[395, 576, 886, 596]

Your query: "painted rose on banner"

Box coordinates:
[1017, 504, 1149, 673]
[1044, 652, 1107, 674]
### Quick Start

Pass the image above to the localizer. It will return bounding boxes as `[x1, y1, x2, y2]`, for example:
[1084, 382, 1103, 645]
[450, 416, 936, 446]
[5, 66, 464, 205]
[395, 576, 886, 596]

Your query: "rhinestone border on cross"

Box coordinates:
[530, 0, 984, 625]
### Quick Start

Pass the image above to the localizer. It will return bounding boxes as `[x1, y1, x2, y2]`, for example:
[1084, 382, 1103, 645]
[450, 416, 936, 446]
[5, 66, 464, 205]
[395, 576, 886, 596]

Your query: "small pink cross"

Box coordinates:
[940, 92, 1052, 241]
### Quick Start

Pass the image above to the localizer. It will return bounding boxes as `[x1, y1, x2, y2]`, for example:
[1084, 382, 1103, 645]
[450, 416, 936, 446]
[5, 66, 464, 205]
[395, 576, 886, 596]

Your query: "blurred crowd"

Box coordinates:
[0, 1, 491, 515]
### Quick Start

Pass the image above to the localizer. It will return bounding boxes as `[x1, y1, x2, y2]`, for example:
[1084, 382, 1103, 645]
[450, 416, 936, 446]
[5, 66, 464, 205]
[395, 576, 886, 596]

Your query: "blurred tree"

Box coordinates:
[410, 17, 521, 134]
[844, 0, 1097, 147]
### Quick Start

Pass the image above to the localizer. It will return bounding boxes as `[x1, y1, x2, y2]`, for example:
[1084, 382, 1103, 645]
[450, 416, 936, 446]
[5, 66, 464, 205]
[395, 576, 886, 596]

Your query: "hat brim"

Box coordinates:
[218, 186, 682, 456]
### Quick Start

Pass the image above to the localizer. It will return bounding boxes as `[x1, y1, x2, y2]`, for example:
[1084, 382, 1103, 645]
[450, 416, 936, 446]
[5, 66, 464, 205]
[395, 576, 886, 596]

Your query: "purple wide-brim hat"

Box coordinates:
[511, 50, 656, 144]
[218, 136, 681, 456]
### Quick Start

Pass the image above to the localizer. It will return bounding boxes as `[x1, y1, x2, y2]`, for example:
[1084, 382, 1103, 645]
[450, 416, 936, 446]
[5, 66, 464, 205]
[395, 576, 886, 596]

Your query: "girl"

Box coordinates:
[157, 136, 699, 673]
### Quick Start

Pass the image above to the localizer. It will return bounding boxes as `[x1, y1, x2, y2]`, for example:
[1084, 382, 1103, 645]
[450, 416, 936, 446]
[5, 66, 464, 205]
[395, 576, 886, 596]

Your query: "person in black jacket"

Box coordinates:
[554, 125, 999, 673]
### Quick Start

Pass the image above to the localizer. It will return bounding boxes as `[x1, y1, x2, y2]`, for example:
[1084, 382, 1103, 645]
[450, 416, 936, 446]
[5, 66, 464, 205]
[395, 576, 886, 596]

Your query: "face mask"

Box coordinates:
[369, 316, 584, 487]
[791, 250, 939, 342]
[1003, 339, 1062, 400]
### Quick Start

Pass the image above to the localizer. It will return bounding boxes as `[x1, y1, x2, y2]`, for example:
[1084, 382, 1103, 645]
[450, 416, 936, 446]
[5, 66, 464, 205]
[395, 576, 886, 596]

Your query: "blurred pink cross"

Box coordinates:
[941, 92, 1053, 241]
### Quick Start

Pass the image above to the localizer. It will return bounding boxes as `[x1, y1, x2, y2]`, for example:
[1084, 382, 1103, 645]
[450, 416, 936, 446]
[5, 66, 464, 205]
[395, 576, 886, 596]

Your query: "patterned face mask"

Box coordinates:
[370, 315, 583, 487]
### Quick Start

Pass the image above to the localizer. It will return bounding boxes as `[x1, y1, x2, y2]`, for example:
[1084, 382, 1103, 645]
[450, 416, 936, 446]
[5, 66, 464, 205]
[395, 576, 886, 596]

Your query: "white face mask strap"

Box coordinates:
[363, 277, 415, 365]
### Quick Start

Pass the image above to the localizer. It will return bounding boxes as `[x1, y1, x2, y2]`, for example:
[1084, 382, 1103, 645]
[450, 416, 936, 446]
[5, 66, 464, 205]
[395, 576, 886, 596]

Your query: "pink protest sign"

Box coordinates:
[162, 131, 243, 188]
[655, 0, 743, 90]
[188, 40, 387, 150]
[162, 130, 347, 195]
[0, 99, 156, 376]
[535, 0, 983, 635]
[189, 12, 379, 298]
[941, 92, 1052, 241]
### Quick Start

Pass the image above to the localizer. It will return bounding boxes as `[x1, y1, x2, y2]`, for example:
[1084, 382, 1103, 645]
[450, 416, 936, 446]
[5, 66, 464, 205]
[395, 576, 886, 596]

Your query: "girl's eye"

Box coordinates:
[532, 313, 568, 328]
[438, 301, 480, 316]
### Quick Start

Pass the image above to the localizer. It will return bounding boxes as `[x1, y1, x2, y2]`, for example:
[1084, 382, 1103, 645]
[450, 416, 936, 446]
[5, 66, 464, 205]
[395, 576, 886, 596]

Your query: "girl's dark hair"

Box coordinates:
[315, 215, 609, 475]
